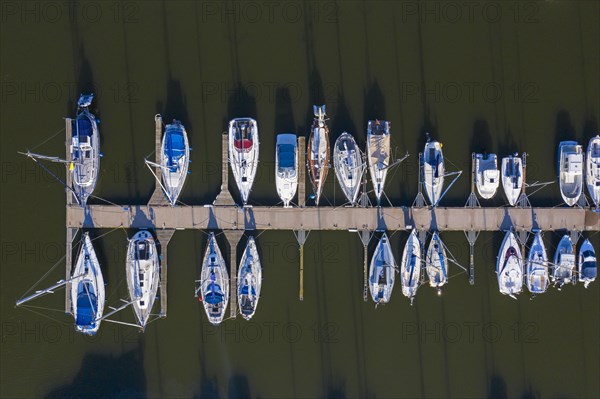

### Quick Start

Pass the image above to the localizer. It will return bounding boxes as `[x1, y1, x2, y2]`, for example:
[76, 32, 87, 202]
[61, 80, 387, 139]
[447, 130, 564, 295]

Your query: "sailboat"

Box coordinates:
[159, 119, 189, 205]
[501, 154, 523, 206]
[237, 237, 262, 320]
[307, 105, 330, 204]
[229, 118, 259, 205]
[551, 234, 575, 288]
[401, 229, 421, 304]
[578, 238, 597, 288]
[275, 134, 298, 207]
[197, 233, 229, 325]
[425, 232, 448, 292]
[333, 132, 366, 205]
[585, 135, 600, 206]
[368, 233, 397, 304]
[423, 138, 445, 206]
[526, 232, 548, 295]
[367, 120, 391, 205]
[474, 153, 500, 199]
[496, 231, 523, 298]
[558, 141, 583, 206]
[126, 230, 160, 329]
[71, 232, 105, 335]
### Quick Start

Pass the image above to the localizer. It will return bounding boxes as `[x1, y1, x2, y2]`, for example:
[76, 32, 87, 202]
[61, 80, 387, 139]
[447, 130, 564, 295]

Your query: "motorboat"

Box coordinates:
[307, 105, 330, 204]
[229, 118, 259, 205]
[333, 132, 366, 205]
[275, 134, 298, 207]
[197, 233, 229, 325]
[160, 118, 189, 205]
[501, 154, 523, 206]
[401, 229, 421, 304]
[126, 230, 160, 329]
[578, 238, 597, 288]
[474, 153, 500, 199]
[558, 141, 583, 206]
[496, 231, 523, 298]
[423, 138, 445, 206]
[425, 232, 447, 292]
[552, 234, 575, 288]
[367, 120, 391, 205]
[526, 232, 548, 295]
[585, 135, 600, 206]
[237, 237, 262, 320]
[368, 233, 397, 304]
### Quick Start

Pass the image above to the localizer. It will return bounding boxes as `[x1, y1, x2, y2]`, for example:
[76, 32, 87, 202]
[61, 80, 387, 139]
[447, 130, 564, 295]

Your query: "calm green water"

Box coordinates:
[1, 1, 599, 398]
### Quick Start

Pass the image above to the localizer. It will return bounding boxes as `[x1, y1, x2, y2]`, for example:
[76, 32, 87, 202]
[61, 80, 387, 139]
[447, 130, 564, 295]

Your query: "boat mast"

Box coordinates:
[16, 273, 84, 307]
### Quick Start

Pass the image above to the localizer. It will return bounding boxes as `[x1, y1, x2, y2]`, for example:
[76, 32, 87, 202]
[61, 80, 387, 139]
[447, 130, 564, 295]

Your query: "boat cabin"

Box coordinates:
[233, 122, 254, 152]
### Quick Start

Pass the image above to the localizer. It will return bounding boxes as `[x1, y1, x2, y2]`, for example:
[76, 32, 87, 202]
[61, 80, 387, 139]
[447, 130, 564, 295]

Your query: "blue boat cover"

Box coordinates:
[205, 282, 224, 305]
[166, 128, 185, 172]
[76, 283, 97, 327]
[74, 115, 93, 138]
[279, 144, 295, 168]
[240, 285, 256, 296]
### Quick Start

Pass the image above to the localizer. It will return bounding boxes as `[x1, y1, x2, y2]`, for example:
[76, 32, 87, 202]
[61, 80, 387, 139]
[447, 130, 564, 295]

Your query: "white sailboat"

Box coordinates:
[229, 118, 259, 205]
[126, 230, 160, 329]
[275, 134, 298, 207]
[423, 139, 445, 206]
[558, 141, 583, 206]
[474, 153, 500, 199]
[501, 154, 523, 206]
[526, 232, 548, 295]
[401, 229, 421, 304]
[197, 233, 229, 325]
[159, 119, 190, 205]
[307, 105, 330, 204]
[578, 239, 597, 288]
[367, 120, 391, 205]
[333, 132, 366, 205]
[368, 233, 397, 304]
[552, 234, 575, 288]
[237, 237, 262, 320]
[425, 232, 448, 292]
[496, 231, 523, 298]
[585, 135, 600, 206]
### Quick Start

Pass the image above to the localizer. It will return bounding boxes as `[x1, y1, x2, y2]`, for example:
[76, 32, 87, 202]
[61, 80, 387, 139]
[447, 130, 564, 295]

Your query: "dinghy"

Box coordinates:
[401, 229, 421, 304]
[237, 237, 262, 320]
[501, 154, 523, 206]
[474, 153, 500, 199]
[558, 141, 583, 206]
[229, 118, 259, 205]
[333, 132, 366, 205]
[71, 232, 105, 335]
[578, 238, 597, 288]
[552, 234, 575, 288]
[368, 233, 397, 304]
[425, 232, 448, 292]
[526, 232, 548, 295]
[423, 138, 445, 206]
[160, 119, 189, 205]
[126, 230, 160, 328]
[275, 134, 298, 207]
[367, 120, 391, 205]
[197, 233, 229, 325]
[307, 105, 330, 204]
[585, 135, 600, 206]
[496, 231, 523, 298]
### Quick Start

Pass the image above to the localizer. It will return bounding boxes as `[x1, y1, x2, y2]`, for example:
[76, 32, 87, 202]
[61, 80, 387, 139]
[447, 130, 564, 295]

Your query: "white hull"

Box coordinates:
[586, 135, 600, 206]
[126, 230, 160, 328]
[369, 233, 396, 304]
[501, 155, 523, 206]
[558, 141, 583, 206]
[552, 235, 575, 288]
[334, 133, 365, 205]
[237, 237, 262, 320]
[526, 232, 548, 295]
[367, 120, 391, 204]
[423, 141, 444, 206]
[229, 118, 259, 205]
[275, 134, 298, 207]
[160, 120, 190, 205]
[426, 232, 447, 289]
[199, 233, 229, 325]
[71, 232, 105, 335]
[496, 231, 523, 298]
[474, 153, 500, 199]
[401, 229, 421, 303]
[578, 238, 596, 288]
